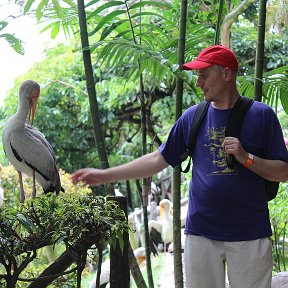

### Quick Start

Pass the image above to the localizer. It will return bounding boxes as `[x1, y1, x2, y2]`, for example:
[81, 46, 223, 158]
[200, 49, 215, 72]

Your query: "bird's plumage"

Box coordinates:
[2, 80, 63, 199]
[148, 199, 173, 253]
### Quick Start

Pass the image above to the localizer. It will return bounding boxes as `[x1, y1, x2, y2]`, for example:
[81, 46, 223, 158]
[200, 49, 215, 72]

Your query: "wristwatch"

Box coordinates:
[243, 153, 254, 168]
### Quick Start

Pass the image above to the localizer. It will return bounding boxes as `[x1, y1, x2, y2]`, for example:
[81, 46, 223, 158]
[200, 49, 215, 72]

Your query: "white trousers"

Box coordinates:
[184, 235, 273, 288]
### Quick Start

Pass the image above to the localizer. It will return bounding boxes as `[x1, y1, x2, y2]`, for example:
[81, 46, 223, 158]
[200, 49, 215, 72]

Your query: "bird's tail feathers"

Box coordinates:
[149, 236, 159, 257]
[43, 184, 64, 195]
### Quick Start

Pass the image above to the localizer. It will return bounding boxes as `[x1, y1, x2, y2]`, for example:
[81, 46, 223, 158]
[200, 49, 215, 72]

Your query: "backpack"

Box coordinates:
[179, 96, 279, 202]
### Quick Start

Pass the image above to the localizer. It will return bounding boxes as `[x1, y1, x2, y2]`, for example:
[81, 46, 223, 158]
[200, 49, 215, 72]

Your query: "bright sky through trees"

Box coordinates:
[0, 1, 62, 105]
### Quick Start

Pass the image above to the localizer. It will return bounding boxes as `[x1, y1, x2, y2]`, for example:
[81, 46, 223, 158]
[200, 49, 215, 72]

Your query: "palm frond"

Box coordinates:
[238, 66, 288, 114]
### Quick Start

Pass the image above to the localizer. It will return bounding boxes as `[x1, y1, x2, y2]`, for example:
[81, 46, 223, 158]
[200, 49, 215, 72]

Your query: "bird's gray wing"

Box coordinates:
[8, 127, 59, 185]
[26, 124, 56, 161]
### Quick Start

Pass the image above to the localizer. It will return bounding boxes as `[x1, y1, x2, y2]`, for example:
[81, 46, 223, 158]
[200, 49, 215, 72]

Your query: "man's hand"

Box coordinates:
[71, 168, 106, 186]
[222, 137, 248, 164]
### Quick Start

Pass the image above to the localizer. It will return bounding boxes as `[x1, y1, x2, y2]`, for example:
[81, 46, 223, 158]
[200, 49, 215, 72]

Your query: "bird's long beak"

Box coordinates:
[160, 204, 164, 219]
[29, 91, 39, 125]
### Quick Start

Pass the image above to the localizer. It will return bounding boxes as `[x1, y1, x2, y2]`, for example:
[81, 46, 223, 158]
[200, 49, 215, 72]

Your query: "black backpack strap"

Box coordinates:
[225, 96, 254, 169]
[265, 181, 279, 201]
[179, 100, 210, 173]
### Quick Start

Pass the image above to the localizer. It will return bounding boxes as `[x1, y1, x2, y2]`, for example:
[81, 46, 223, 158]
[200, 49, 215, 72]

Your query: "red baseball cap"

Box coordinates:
[182, 45, 238, 71]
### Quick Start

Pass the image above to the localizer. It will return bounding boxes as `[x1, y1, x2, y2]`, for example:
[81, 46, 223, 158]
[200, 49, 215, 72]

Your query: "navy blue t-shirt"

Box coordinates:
[158, 101, 288, 241]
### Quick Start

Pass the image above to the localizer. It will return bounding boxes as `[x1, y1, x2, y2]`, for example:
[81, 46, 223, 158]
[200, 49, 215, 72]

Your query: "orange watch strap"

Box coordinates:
[243, 153, 254, 168]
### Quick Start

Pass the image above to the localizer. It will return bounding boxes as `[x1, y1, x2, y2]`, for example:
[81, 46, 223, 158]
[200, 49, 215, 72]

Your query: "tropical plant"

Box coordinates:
[237, 66, 288, 114]
[0, 186, 129, 287]
[0, 163, 91, 211]
[269, 182, 288, 272]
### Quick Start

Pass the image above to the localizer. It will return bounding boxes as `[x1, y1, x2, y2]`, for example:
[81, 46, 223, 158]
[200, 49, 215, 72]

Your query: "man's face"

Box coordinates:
[196, 65, 226, 102]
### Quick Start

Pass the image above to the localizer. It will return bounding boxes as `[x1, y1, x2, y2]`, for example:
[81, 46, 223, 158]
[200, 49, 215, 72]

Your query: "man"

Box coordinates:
[72, 45, 288, 288]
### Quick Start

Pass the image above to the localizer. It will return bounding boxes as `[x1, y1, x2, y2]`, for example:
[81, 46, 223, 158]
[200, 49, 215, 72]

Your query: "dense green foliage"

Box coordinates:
[232, 19, 288, 74]
[269, 182, 288, 272]
[0, 167, 129, 287]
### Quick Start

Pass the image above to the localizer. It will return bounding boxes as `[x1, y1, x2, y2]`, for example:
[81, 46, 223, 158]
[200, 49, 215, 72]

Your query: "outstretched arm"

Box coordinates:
[71, 150, 169, 186]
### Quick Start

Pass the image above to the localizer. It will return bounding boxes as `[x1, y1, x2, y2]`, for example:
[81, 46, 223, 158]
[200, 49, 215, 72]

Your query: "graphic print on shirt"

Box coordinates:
[204, 126, 239, 176]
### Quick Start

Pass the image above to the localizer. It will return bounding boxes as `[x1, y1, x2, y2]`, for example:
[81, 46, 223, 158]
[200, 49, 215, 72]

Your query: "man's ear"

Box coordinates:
[223, 67, 232, 80]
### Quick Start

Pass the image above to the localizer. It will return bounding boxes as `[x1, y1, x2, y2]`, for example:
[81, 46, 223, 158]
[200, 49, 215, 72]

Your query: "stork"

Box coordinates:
[2, 80, 63, 202]
[148, 199, 173, 253]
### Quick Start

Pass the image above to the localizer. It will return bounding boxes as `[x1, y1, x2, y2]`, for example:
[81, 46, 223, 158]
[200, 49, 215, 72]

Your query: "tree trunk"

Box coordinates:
[108, 196, 130, 288]
[76, 0, 114, 195]
[27, 251, 74, 288]
[214, 0, 225, 45]
[220, 0, 257, 46]
[254, 0, 267, 102]
[128, 244, 148, 288]
[139, 73, 154, 288]
[126, 180, 133, 210]
[172, 1, 188, 287]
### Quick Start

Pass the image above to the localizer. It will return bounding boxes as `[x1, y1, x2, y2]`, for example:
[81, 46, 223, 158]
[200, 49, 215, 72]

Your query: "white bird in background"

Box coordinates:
[148, 199, 173, 253]
[272, 271, 288, 288]
[2, 80, 63, 202]
[88, 247, 147, 288]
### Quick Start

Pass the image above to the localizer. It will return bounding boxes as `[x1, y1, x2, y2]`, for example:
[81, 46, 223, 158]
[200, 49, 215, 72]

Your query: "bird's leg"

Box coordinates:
[18, 171, 25, 203]
[32, 170, 36, 198]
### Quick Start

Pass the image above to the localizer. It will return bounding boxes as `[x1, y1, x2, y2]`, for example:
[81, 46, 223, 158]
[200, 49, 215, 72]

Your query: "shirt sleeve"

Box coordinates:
[263, 106, 288, 161]
[158, 106, 196, 168]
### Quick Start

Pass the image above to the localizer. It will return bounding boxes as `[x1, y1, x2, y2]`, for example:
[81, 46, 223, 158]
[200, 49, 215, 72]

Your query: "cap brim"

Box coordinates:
[182, 60, 212, 70]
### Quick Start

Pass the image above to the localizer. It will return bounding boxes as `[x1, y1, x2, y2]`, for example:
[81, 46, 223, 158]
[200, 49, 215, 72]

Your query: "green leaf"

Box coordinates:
[133, 23, 172, 40]
[129, 0, 170, 10]
[86, 0, 107, 8]
[87, 1, 124, 20]
[51, 21, 60, 39]
[62, 0, 76, 7]
[0, 34, 25, 55]
[52, 0, 64, 19]
[99, 19, 129, 41]
[23, 0, 35, 15]
[280, 88, 288, 114]
[40, 22, 57, 33]
[36, 0, 49, 21]
[0, 21, 8, 32]
[88, 10, 127, 36]
[108, 233, 117, 248]
[131, 11, 169, 22]
[16, 213, 36, 233]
